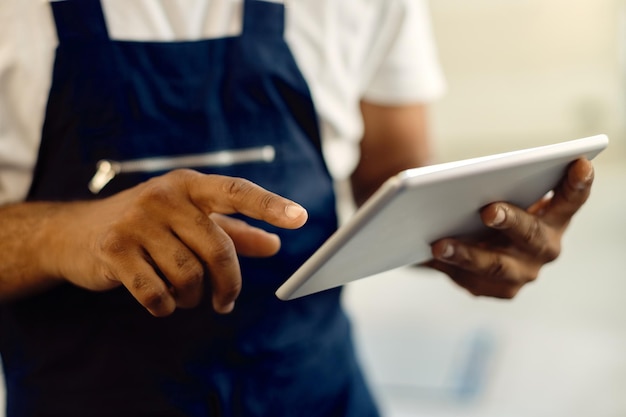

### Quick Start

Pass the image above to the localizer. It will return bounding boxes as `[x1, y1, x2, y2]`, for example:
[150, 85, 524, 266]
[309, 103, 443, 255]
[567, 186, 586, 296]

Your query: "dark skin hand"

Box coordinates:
[0, 170, 308, 316]
[58, 171, 309, 316]
[353, 101, 596, 299]
[426, 158, 594, 299]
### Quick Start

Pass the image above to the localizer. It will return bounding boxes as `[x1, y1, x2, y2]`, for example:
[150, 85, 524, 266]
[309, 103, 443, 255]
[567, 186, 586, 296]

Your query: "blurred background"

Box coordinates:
[344, 0, 626, 416]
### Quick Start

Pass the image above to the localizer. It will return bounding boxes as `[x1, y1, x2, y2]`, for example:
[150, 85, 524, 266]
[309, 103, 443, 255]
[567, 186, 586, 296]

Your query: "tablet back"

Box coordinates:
[276, 134, 609, 300]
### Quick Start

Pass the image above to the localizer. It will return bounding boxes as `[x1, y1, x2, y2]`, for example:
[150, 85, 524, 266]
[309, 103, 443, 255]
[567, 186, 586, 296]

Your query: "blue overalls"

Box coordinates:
[0, 1, 380, 416]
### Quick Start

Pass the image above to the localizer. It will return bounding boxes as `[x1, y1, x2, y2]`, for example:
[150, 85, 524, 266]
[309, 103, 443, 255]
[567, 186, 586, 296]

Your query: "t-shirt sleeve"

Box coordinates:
[361, 0, 446, 105]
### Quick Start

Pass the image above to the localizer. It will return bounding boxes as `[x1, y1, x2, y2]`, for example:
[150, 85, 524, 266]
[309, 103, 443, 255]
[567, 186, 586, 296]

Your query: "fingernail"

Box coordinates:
[441, 243, 455, 259]
[285, 204, 306, 219]
[490, 206, 506, 227]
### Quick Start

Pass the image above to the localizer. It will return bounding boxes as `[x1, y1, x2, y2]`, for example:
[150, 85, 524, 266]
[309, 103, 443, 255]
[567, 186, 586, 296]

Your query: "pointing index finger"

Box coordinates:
[185, 172, 308, 229]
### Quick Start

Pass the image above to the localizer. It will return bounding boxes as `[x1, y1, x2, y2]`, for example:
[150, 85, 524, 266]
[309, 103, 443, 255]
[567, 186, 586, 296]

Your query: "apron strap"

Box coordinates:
[242, 0, 285, 38]
[51, 0, 110, 41]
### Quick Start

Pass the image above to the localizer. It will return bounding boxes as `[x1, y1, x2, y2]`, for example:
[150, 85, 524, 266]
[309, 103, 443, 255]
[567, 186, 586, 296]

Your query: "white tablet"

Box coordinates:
[276, 134, 609, 301]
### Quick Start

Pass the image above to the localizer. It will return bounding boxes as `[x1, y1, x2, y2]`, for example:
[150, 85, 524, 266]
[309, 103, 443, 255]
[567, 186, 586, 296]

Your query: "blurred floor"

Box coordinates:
[343, 151, 626, 417]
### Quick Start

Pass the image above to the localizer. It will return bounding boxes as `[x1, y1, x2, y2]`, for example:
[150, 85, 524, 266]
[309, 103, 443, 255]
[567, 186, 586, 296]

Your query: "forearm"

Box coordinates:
[351, 101, 432, 206]
[0, 201, 68, 301]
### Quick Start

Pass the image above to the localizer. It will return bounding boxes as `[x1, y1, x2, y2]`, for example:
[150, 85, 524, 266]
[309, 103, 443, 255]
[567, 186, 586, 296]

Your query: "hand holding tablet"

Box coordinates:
[276, 134, 608, 300]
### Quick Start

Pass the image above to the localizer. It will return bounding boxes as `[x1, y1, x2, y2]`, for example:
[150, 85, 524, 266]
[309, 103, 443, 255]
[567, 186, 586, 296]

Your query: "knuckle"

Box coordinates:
[99, 230, 132, 257]
[542, 242, 561, 263]
[222, 177, 252, 199]
[133, 275, 169, 310]
[486, 256, 508, 280]
[522, 220, 563, 262]
[523, 219, 544, 245]
[137, 180, 176, 208]
[140, 287, 169, 312]
[174, 249, 203, 276]
[169, 250, 205, 296]
[194, 212, 212, 229]
[209, 237, 237, 268]
[131, 272, 151, 291]
[165, 168, 196, 182]
[177, 264, 204, 293]
[528, 233, 561, 263]
[258, 193, 279, 212]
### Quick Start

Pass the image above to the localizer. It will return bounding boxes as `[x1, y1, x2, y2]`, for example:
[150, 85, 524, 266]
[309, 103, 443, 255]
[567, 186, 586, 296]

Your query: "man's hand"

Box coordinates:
[9, 170, 307, 316]
[426, 158, 594, 299]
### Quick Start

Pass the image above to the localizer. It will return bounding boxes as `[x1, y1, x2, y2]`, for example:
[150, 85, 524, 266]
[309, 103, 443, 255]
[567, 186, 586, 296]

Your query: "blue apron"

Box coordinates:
[0, 1, 379, 416]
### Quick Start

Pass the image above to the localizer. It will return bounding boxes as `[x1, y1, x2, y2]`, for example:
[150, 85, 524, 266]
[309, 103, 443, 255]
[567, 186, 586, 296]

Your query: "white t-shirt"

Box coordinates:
[0, 0, 445, 205]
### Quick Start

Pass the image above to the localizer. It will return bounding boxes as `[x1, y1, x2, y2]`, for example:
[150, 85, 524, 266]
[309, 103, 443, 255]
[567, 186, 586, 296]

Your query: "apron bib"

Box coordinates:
[0, 1, 379, 416]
